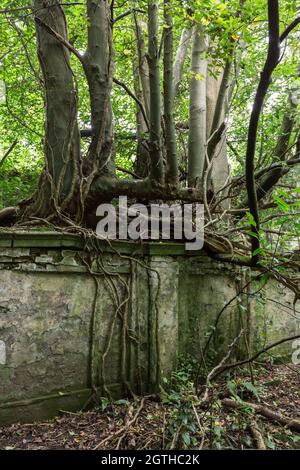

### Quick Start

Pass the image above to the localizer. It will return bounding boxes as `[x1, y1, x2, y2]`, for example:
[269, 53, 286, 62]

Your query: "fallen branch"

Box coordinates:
[222, 398, 300, 432]
[249, 422, 266, 450]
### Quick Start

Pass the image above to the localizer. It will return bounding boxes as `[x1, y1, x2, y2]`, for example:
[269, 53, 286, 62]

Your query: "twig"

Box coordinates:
[192, 404, 206, 449]
[202, 329, 244, 402]
[113, 77, 150, 131]
[93, 396, 147, 449]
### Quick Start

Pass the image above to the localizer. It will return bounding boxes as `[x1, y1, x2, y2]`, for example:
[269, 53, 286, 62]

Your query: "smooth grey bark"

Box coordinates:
[133, 52, 150, 178]
[83, 0, 114, 176]
[206, 67, 231, 200]
[173, 28, 192, 97]
[147, 0, 164, 183]
[206, 68, 223, 140]
[134, 11, 151, 121]
[33, 0, 80, 216]
[163, 0, 178, 184]
[188, 26, 208, 187]
[209, 58, 232, 139]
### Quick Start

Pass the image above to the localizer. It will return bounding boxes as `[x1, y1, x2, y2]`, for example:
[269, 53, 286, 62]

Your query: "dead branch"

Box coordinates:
[249, 422, 266, 449]
[222, 398, 300, 432]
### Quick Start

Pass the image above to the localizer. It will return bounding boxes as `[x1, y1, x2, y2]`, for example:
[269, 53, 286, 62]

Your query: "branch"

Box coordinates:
[113, 78, 150, 131]
[255, 155, 300, 181]
[173, 28, 192, 97]
[280, 17, 300, 42]
[34, 16, 84, 64]
[94, 396, 148, 449]
[223, 398, 300, 432]
[245, 0, 280, 265]
[249, 423, 266, 450]
[0, 140, 18, 168]
[202, 329, 244, 402]
[214, 333, 300, 378]
[116, 165, 142, 179]
[113, 8, 145, 24]
[207, 122, 226, 160]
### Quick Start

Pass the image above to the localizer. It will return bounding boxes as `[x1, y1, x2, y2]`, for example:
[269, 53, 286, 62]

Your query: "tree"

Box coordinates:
[0, 0, 299, 267]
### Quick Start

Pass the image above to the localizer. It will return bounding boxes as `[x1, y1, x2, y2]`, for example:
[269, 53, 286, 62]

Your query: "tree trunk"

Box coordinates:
[134, 12, 151, 121]
[83, 0, 114, 178]
[206, 67, 231, 202]
[173, 28, 192, 97]
[163, 0, 178, 185]
[188, 26, 208, 187]
[147, 0, 164, 183]
[133, 13, 150, 179]
[32, 0, 81, 218]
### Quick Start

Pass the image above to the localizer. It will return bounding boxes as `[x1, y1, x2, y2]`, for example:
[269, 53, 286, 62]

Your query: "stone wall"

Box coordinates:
[0, 231, 299, 424]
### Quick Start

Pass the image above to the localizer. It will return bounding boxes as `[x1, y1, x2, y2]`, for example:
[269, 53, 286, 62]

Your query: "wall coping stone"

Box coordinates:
[0, 230, 206, 257]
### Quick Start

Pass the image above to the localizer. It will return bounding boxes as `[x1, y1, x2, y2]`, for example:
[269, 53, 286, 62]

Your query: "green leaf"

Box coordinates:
[246, 211, 257, 227]
[273, 195, 290, 213]
[182, 431, 191, 447]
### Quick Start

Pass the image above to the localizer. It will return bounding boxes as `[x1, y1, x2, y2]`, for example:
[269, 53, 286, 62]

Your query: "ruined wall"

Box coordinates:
[0, 231, 299, 424]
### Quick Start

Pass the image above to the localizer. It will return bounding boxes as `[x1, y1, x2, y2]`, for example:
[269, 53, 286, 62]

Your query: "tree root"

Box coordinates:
[222, 398, 300, 432]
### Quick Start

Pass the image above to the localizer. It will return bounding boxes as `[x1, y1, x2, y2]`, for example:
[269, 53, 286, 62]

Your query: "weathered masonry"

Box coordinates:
[0, 231, 299, 424]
